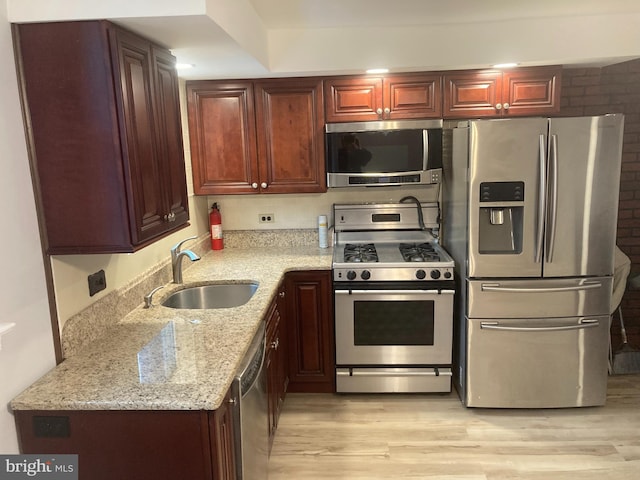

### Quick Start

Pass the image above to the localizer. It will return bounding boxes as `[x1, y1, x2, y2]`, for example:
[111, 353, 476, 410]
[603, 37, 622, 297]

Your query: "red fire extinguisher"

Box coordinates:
[210, 203, 223, 250]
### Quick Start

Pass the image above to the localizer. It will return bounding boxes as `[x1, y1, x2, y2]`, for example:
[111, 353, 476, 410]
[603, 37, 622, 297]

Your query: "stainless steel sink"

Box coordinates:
[162, 283, 258, 309]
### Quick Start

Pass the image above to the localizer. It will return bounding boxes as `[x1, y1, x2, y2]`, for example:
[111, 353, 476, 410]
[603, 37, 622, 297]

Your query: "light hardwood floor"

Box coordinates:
[268, 375, 640, 479]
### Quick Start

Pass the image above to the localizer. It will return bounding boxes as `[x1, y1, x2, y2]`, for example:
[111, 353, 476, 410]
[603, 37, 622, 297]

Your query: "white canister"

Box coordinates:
[318, 215, 328, 248]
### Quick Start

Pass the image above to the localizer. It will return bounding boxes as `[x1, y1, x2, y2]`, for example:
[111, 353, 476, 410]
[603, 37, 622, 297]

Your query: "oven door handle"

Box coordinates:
[335, 289, 455, 295]
[336, 369, 453, 377]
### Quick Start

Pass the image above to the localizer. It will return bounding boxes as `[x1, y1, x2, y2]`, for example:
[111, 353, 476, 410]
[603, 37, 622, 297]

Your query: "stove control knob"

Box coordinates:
[347, 270, 357, 281]
[416, 269, 426, 280]
[361, 270, 371, 280]
[430, 269, 441, 280]
[444, 271, 452, 279]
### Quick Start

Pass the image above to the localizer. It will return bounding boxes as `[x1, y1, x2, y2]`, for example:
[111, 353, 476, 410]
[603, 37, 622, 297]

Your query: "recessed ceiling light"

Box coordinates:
[175, 63, 195, 70]
[493, 62, 519, 69]
[366, 68, 389, 74]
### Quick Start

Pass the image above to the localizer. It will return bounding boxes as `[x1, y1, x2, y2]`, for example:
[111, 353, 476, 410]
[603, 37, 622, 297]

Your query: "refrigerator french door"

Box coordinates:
[467, 115, 623, 279]
[445, 114, 624, 408]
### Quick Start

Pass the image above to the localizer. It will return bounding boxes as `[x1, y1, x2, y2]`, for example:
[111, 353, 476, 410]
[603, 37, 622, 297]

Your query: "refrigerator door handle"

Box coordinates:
[545, 134, 559, 263]
[535, 134, 547, 264]
[480, 318, 600, 332]
[480, 281, 602, 293]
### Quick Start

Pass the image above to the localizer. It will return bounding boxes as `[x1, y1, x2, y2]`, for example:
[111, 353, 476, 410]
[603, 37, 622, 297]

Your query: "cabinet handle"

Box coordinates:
[228, 397, 237, 405]
[271, 338, 279, 350]
[251, 183, 258, 189]
[376, 108, 383, 116]
[261, 182, 267, 189]
[384, 107, 390, 117]
[164, 214, 169, 221]
[503, 102, 510, 110]
[279, 291, 285, 298]
[495, 103, 502, 110]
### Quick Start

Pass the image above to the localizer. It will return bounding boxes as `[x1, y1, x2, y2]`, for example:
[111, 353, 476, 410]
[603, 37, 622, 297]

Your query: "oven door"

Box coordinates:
[334, 288, 454, 366]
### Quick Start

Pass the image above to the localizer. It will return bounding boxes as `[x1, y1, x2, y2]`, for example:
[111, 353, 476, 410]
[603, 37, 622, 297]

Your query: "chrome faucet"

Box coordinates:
[171, 236, 200, 284]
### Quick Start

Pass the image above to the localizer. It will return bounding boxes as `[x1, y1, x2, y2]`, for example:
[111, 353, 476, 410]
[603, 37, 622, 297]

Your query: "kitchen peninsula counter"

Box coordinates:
[11, 246, 332, 412]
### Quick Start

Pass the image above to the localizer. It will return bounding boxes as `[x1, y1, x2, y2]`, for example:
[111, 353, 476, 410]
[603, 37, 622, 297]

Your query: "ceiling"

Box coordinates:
[8, 0, 640, 80]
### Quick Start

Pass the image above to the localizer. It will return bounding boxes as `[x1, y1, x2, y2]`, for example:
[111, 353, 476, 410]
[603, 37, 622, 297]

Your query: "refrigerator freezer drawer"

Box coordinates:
[467, 277, 612, 319]
[465, 316, 610, 408]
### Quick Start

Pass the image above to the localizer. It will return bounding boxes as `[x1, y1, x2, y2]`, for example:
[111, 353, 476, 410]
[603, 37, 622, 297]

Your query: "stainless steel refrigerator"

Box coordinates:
[443, 114, 624, 408]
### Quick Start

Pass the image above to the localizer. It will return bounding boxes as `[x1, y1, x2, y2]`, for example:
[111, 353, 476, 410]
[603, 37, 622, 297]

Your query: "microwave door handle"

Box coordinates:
[422, 129, 429, 170]
[535, 134, 546, 264]
[545, 134, 559, 263]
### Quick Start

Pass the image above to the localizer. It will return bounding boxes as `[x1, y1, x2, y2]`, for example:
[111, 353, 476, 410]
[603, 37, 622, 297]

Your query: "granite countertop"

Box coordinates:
[11, 246, 332, 412]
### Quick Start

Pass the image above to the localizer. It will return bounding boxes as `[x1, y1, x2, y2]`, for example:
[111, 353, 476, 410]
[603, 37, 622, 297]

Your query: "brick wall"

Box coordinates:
[560, 59, 640, 345]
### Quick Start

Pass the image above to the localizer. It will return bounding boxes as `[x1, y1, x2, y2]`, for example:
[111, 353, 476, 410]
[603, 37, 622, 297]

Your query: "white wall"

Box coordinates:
[0, 0, 56, 453]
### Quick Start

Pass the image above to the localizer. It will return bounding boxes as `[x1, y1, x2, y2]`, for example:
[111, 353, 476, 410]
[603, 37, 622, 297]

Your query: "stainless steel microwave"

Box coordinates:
[325, 119, 443, 188]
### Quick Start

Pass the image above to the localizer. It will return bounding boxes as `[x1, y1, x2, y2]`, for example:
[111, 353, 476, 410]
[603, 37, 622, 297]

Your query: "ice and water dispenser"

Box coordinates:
[478, 181, 524, 254]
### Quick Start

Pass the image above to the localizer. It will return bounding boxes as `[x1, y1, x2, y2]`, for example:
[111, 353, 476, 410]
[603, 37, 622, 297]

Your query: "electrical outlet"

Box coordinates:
[259, 213, 275, 223]
[88, 269, 106, 297]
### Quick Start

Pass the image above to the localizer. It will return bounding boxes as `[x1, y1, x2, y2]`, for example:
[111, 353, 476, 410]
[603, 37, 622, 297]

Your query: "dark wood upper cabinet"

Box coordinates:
[187, 78, 326, 195]
[14, 21, 189, 254]
[501, 67, 562, 116]
[324, 73, 442, 122]
[186, 81, 258, 194]
[443, 66, 561, 118]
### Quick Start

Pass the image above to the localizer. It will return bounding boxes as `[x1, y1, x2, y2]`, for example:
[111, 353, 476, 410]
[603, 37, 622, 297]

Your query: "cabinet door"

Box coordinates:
[324, 77, 383, 122]
[265, 296, 279, 448]
[255, 79, 326, 193]
[187, 81, 259, 194]
[113, 29, 168, 244]
[285, 271, 335, 393]
[502, 66, 561, 116]
[210, 390, 237, 480]
[384, 74, 442, 119]
[265, 285, 288, 452]
[443, 70, 502, 118]
[152, 46, 189, 227]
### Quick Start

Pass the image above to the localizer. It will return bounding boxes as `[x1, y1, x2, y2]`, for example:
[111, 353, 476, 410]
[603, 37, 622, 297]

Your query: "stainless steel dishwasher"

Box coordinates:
[232, 322, 268, 480]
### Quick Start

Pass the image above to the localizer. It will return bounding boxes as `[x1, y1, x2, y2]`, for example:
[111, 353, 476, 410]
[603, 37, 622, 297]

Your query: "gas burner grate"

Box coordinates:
[399, 243, 441, 262]
[344, 243, 378, 263]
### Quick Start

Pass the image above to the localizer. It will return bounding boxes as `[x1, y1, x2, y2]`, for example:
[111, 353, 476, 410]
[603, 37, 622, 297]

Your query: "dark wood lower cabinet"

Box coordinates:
[285, 270, 335, 393]
[14, 402, 236, 480]
[266, 284, 288, 452]
[210, 389, 237, 480]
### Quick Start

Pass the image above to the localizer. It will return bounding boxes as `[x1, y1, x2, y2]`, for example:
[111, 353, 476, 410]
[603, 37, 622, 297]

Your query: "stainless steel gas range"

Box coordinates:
[332, 200, 455, 393]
